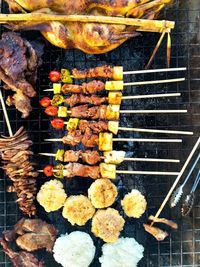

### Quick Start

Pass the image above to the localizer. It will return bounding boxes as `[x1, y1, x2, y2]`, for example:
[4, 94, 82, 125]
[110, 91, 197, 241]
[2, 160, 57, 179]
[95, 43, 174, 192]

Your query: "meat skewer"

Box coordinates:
[47, 91, 182, 106]
[44, 77, 185, 94]
[51, 118, 193, 136]
[151, 137, 200, 227]
[45, 104, 187, 121]
[39, 162, 180, 178]
[0, 89, 38, 216]
[44, 131, 182, 151]
[39, 149, 180, 164]
[70, 65, 186, 80]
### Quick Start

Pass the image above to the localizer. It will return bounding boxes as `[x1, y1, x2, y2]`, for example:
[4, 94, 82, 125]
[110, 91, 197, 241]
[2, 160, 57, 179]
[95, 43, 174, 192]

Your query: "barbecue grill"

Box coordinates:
[0, 0, 199, 266]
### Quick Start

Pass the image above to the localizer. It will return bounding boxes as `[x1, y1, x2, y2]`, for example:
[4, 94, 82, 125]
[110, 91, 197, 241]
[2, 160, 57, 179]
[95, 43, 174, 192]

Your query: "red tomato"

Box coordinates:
[39, 97, 51, 108]
[43, 165, 53, 177]
[51, 118, 65, 129]
[49, 70, 61, 82]
[45, 106, 58, 116]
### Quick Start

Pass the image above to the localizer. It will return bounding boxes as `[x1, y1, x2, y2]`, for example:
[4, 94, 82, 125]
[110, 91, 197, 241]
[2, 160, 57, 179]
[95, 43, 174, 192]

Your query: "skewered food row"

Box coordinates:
[0, 127, 38, 216]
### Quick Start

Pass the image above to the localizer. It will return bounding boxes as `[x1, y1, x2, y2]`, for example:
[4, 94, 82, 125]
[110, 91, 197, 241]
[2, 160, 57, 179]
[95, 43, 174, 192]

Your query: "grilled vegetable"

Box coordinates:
[51, 118, 65, 129]
[106, 105, 120, 120]
[100, 163, 116, 179]
[55, 149, 65, 161]
[39, 97, 51, 108]
[51, 94, 64, 106]
[45, 106, 58, 116]
[108, 92, 122, 105]
[49, 70, 61, 82]
[99, 132, 113, 151]
[61, 69, 73, 83]
[53, 83, 62, 94]
[43, 165, 53, 177]
[53, 164, 64, 179]
[108, 121, 119, 135]
[58, 106, 68, 117]
[105, 81, 123, 90]
[67, 118, 79, 131]
[103, 150, 125, 164]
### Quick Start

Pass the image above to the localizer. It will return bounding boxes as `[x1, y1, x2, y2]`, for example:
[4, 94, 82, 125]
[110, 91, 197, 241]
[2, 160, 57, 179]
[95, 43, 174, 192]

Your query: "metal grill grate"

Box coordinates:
[0, 0, 200, 266]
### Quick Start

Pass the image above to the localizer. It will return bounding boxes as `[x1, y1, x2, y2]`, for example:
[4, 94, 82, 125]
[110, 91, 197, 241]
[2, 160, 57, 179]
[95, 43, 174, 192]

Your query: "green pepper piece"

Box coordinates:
[51, 94, 64, 106]
[55, 149, 65, 161]
[53, 164, 64, 179]
[61, 69, 73, 84]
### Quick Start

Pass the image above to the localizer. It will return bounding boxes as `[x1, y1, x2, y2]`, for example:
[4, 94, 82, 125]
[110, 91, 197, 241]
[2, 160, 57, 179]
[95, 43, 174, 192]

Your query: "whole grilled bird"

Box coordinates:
[5, 0, 173, 54]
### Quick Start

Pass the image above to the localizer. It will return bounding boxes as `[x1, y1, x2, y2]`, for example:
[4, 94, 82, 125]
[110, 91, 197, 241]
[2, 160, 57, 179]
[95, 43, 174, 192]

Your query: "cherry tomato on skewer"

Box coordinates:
[45, 106, 58, 116]
[49, 70, 61, 82]
[39, 97, 51, 108]
[43, 165, 53, 177]
[51, 118, 65, 129]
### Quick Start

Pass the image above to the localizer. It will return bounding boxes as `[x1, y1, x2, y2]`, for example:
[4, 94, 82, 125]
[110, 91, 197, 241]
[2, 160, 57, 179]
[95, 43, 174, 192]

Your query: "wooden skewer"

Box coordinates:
[38, 152, 180, 163]
[123, 67, 186, 75]
[118, 127, 193, 136]
[38, 169, 179, 176]
[121, 93, 181, 100]
[123, 77, 185, 86]
[0, 89, 13, 137]
[0, 14, 174, 33]
[119, 110, 187, 114]
[44, 138, 182, 143]
[151, 137, 200, 226]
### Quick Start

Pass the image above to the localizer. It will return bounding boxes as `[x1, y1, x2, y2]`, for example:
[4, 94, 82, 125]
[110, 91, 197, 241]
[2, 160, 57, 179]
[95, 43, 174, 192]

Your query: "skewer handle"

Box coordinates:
[151, 137, 200, 225]
[0, 89, 13, 137]
[123, 67, 186, 75]
[124, 77, 185, 86]
[118, 127, 193, 136]
[113, 138, 182, 143]
[116, 170, 179, 176]
[122, 93, 181, 100]
[120, 110, 187, 114]
[124, 158, 180, 163]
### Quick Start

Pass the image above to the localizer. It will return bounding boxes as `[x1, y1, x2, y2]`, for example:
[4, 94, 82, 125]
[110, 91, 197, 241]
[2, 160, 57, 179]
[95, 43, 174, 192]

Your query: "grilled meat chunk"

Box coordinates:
[0, 32, 43, 117]
[79, 120, 108, 133]
[62, 130, 83, 146]
[63, 150, 101, 165]
[5, 0, 172, 53]
[143, 224, 168, 241]
[3, 218, 58, 252]
[71, 104, 107, 120]
[148, 215, 178, 229]
[64, 150, 81, 162]
[62, 80, 105, 94]
[0, 127, 38, 216]
[72, 65, 113, 79]
[64, 163, 101, 179]
[0, 239, 45, 267]
[65, 94, 107, 107]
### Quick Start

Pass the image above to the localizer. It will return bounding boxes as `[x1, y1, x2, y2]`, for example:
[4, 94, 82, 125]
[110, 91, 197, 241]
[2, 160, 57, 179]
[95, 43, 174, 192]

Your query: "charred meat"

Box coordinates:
[63, 150, 101, 165]
[65, 94, 107, 107]
[143, 224, 168, 241]
[148, 215, 178, 230]
[0, 32, 43, 118]
[5, 0, 172, 54]
[3, 218, 58, 252]
[0, 238, 45, 267]
[62, 80, 105, 95]
[0, 127, 38, 216]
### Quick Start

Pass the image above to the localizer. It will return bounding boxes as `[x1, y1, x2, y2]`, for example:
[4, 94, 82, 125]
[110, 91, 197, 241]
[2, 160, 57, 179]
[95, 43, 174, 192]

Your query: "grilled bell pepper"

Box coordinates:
[51, 94, 64, 106]
[53, 164, 64, 179]
[61, 69, 73, 83]
[55, 149, 65, 161]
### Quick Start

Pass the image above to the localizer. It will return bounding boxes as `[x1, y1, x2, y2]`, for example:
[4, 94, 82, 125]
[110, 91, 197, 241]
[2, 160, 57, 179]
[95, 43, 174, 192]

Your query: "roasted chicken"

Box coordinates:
[5, 0, 173, 54]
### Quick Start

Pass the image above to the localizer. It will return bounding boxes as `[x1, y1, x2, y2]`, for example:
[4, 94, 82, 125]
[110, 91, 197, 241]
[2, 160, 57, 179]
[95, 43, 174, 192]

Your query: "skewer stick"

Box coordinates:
[123, 67, 186, 75]
[123, 77, 185, 86]
[151, 137, 200, 226]
[145, 31, 166, 69]
[38, 153, 180, 163]
[0, 14, 174, 33]
[44, 138, 182, 143]
[116, 170, 179, 176]
[0, 89, 13, 137]
[121, 93, 181, 100]
[119, 110, 187, 114]
[38, 169, 179, 176]
[118, 127, 193, 136]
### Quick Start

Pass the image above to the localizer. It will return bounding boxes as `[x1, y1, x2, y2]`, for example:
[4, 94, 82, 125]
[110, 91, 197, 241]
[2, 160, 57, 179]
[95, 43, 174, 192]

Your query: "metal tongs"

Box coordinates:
[181, 170, 200, 216]
[170, 152, 200, 207]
